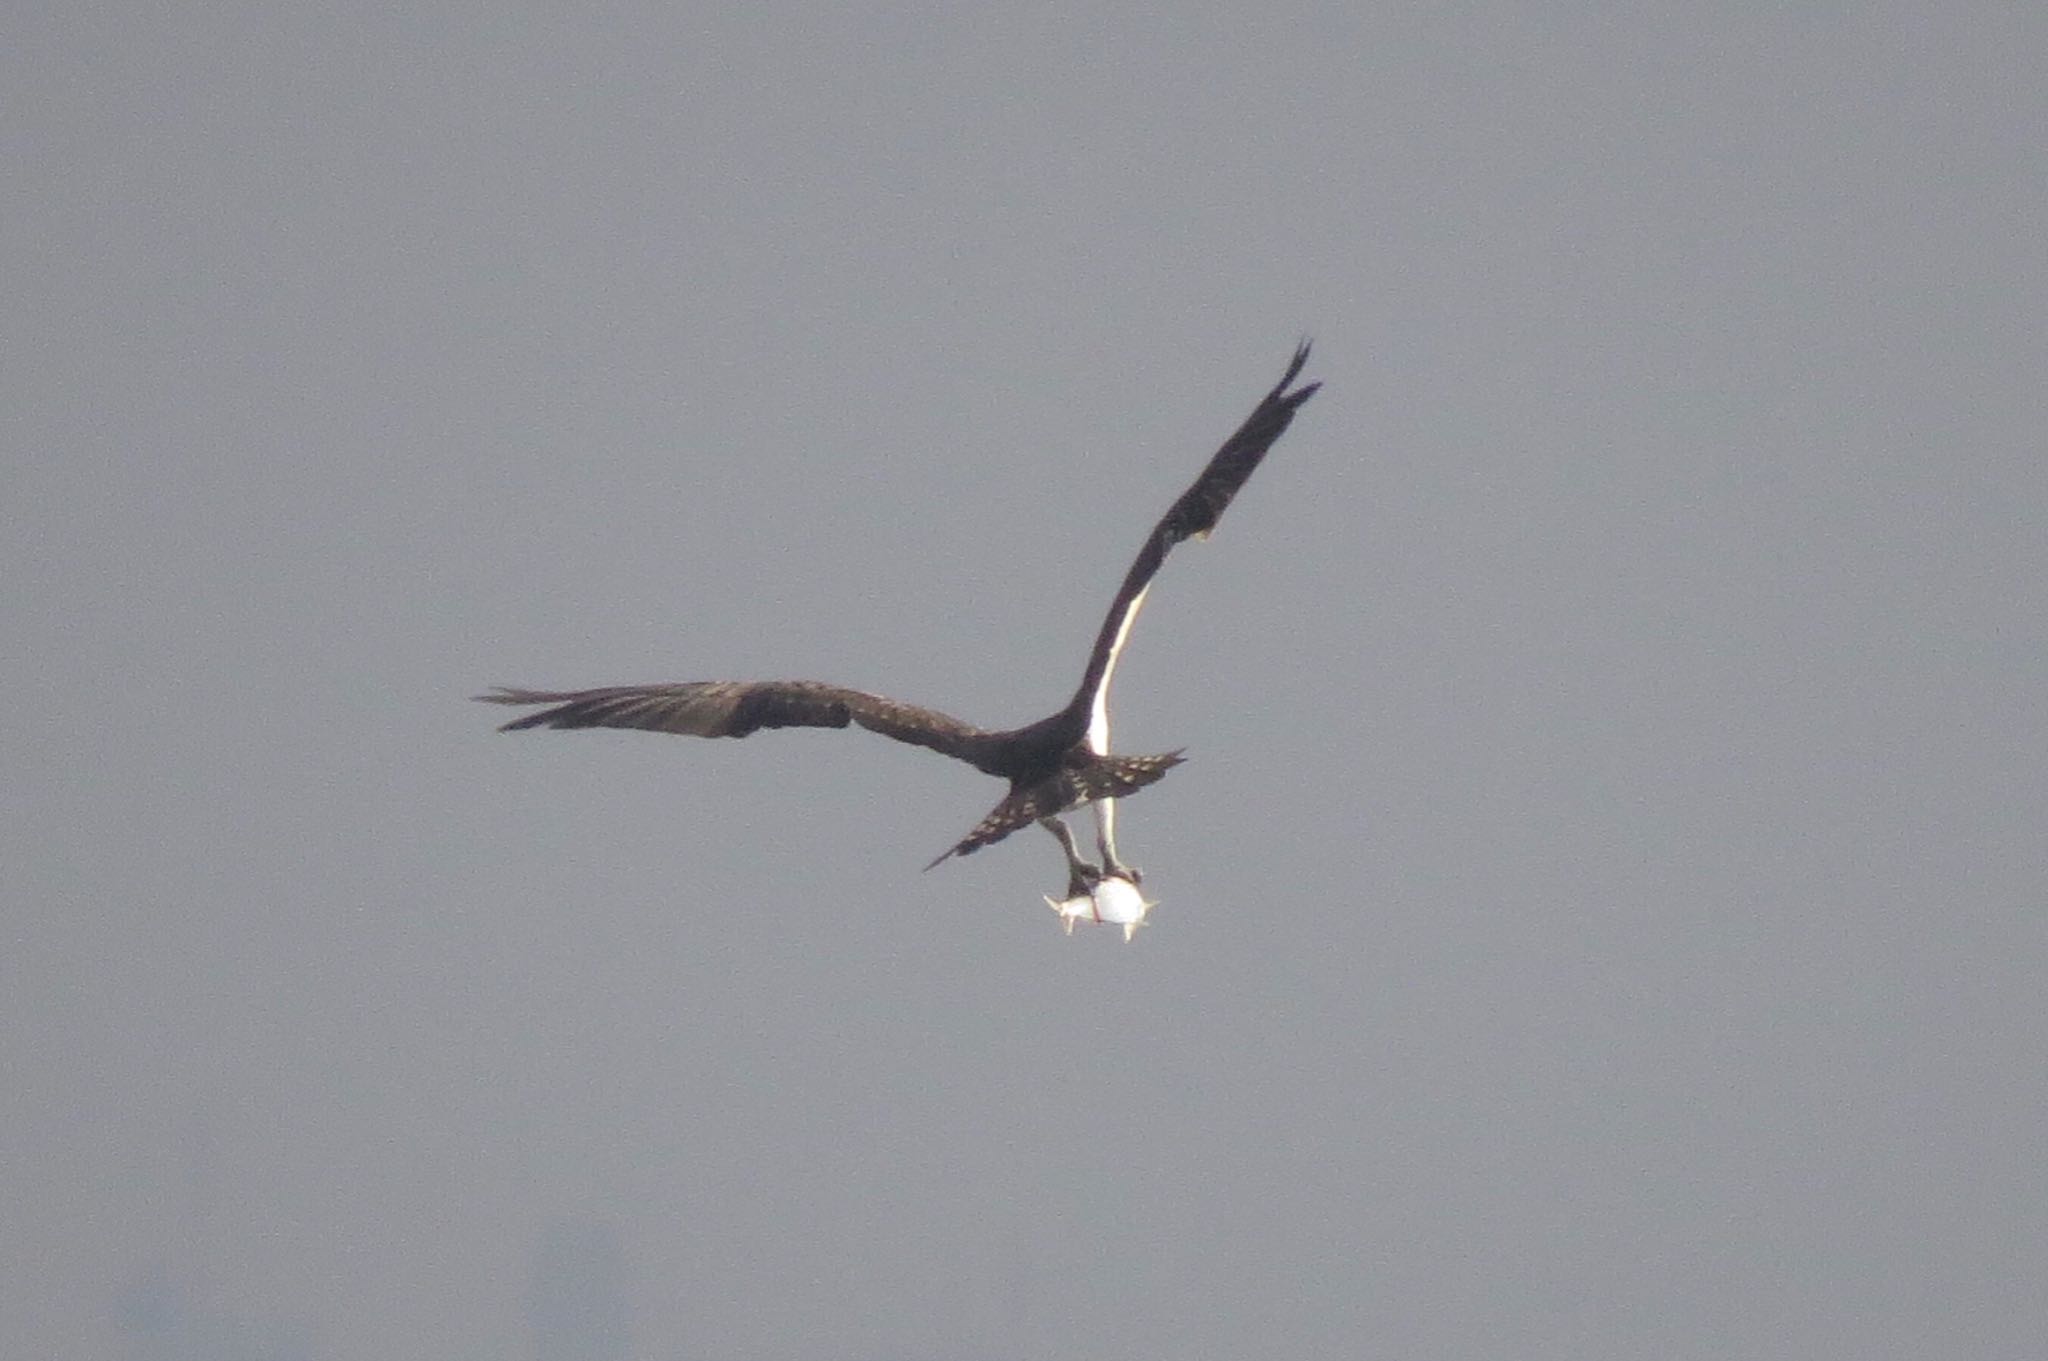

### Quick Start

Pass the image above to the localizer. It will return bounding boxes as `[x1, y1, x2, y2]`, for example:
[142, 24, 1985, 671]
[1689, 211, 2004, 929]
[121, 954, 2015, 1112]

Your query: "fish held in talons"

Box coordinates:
[1043, 874, 1154, 942]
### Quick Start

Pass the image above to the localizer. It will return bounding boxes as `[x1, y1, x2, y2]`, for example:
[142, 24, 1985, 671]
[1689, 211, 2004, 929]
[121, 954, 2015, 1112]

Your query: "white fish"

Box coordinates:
[1044, 874, 1155, 943]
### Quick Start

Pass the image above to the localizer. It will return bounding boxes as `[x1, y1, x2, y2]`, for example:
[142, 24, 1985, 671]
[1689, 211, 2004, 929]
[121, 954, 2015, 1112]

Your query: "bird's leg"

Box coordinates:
[1040, 816, 1103, 900]
[1090, 796, 1141, 884]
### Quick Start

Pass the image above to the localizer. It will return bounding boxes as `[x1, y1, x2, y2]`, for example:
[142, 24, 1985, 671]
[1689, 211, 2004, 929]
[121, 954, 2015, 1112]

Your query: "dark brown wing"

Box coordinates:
[1069, 342, 1320, 716]
[1158, 340, 1321, 544]
[477, 681, 993, 765]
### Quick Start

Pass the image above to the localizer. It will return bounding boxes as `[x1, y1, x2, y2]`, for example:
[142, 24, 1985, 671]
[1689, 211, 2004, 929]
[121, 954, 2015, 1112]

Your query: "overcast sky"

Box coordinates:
[7, 4, 2045, 1358]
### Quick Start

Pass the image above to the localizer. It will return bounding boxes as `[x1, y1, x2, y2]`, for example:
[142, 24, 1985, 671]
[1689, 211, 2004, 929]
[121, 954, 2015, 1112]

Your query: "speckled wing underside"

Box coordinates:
[926, 750, 1184, 868]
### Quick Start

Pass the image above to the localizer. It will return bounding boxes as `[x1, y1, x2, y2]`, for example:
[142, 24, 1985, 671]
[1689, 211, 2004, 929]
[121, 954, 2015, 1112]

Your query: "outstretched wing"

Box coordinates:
[1068, 342, 1321, 734]
[478, 681, 993, 766]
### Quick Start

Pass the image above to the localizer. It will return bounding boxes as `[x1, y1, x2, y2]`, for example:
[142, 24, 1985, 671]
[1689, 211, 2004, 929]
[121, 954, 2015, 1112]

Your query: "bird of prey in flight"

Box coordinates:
[480, 344, 1319, 921]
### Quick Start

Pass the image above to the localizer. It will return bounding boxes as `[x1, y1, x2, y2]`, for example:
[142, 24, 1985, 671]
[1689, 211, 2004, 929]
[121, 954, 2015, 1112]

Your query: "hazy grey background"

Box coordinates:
[7, 4, 2044, 1358]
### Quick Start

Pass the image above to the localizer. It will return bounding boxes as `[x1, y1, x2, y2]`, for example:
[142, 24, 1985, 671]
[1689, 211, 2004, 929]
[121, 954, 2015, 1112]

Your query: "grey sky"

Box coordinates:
[7, 3, 2045, 1358]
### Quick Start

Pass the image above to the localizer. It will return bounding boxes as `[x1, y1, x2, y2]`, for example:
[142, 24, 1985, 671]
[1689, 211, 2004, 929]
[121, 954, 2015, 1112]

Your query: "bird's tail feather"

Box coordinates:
[925, 750, 1185, 870]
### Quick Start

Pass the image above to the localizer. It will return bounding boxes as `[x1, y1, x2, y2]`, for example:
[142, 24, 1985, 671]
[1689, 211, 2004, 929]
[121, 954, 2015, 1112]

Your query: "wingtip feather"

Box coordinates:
[1282, 338, 1314, 387]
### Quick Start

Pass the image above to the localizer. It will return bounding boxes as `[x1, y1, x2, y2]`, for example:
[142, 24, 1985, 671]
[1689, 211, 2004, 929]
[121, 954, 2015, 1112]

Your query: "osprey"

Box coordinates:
[479, 344, 1319, 899]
